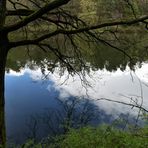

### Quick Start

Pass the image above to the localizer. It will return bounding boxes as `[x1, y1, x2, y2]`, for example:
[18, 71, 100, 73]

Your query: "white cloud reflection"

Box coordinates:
[7, 63, 148, 117]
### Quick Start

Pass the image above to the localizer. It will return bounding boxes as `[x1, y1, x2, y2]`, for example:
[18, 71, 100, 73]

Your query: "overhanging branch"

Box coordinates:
[97, 98, 148, 113]
[6, 9, 34, 16]
[4, 0, 70, 33]
[4, 0, 148, 34]
[9, 14, 148, 49]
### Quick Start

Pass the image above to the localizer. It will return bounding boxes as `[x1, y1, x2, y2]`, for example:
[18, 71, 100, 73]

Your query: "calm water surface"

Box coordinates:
[5, 47, 148, 144]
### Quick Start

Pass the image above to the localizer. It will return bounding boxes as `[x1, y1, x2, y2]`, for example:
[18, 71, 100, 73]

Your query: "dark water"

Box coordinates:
[5, 34, 148, 144]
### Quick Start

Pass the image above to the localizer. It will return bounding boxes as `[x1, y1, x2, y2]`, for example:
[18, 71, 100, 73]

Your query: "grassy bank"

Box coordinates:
[14, 125, 148, 148]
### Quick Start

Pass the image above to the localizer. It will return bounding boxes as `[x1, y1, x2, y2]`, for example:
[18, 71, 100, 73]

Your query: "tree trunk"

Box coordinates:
[0, 45, 8, 148]
[0, 1, 8, 147]
[0, 0, 6, 27]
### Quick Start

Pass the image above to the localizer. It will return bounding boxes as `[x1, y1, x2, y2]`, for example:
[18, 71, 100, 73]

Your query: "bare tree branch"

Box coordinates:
[8, 14, 148, 47]
[97, 98, 148, 113]
[6, 9, 33, 16]
[4, 0, 70, 32]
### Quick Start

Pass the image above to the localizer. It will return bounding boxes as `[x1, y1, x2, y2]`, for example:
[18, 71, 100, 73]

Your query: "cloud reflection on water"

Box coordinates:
[6, 63, 148, 117]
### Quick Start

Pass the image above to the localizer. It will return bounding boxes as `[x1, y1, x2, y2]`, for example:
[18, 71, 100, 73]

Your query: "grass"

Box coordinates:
[16, 125, 148, 148]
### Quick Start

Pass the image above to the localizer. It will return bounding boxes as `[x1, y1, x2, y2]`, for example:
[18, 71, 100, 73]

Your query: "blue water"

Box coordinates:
[4, 65, 148, 144]
[5, 73, 61, 143]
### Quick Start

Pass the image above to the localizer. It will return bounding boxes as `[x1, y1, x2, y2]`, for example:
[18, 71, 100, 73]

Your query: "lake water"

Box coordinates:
[5, 47, 148, 144]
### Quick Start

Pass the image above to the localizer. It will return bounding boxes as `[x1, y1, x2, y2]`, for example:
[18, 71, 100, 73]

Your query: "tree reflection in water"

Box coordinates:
[23, 97, 136, 144]
[4, 35, 148, 144]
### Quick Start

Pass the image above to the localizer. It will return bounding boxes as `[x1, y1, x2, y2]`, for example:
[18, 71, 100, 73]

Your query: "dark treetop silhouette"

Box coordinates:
[0, 0, 148, 147]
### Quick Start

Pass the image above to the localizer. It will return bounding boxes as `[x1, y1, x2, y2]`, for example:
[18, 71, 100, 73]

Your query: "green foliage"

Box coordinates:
[21, 140, 42, 148]
[52, 126, 148, 148]
[78, 0, 148, 23]
[11, 124, 148, 148]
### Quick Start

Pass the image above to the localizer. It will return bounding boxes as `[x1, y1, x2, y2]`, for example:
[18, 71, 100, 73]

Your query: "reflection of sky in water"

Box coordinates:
[5, 63, 148, 143]
[5, 73, 60, 143]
